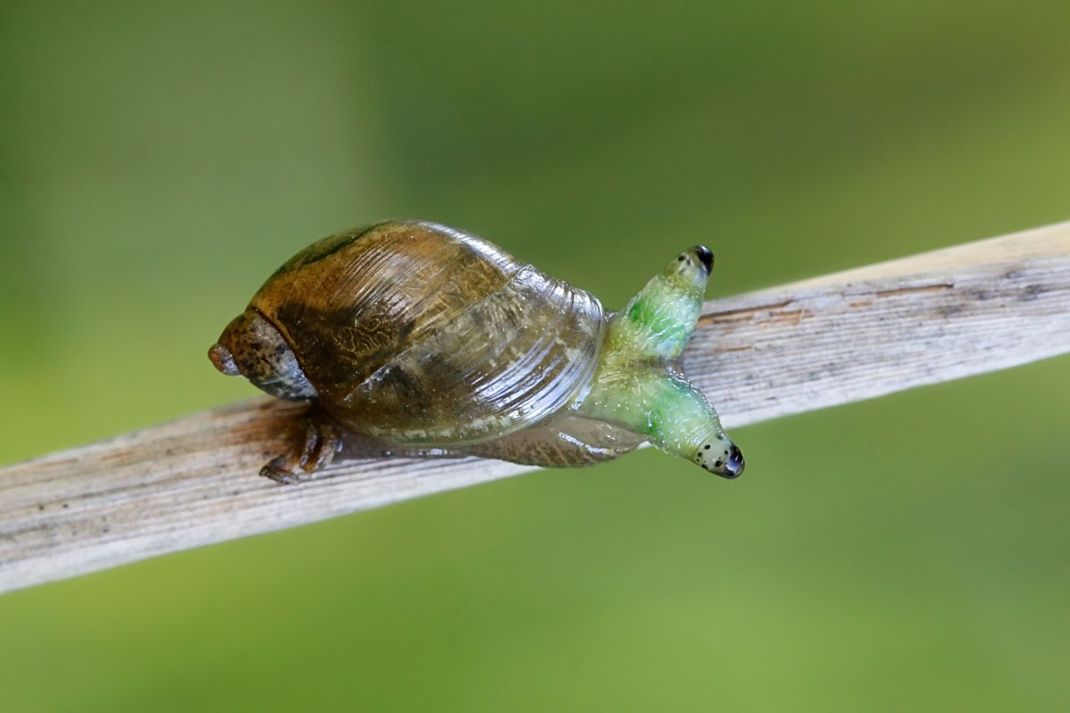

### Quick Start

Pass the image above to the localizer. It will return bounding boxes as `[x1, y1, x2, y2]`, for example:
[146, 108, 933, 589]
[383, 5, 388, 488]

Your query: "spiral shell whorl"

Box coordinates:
[249, 221, 605, 445]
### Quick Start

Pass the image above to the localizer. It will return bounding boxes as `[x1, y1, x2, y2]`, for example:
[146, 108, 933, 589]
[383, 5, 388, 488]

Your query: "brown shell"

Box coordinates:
[250, 221, 605, 445]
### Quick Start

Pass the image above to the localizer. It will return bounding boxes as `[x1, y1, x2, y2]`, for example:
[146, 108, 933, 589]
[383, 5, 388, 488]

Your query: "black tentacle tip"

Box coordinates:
[719, 444, 744, 479]
[695, 245, 714, 274]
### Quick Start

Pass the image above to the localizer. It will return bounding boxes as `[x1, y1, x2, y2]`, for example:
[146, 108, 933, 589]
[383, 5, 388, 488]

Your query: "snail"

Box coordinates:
[209, 220, 744, 483]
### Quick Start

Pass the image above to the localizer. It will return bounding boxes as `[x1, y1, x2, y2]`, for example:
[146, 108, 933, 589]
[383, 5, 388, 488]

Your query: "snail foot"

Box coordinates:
[260, 416, 342, 484]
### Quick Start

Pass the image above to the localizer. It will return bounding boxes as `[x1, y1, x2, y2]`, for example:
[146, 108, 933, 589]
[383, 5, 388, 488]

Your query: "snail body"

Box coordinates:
[210, 221, 743, 482]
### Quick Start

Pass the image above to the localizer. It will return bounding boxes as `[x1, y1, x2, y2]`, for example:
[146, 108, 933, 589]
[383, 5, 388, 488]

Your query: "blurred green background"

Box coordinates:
[2, 0, 1069, 710]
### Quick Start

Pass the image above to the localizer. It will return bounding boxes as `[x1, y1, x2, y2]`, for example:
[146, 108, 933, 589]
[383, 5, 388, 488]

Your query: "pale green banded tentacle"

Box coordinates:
[606, 246, 711, 362]
[578, 366, 742, 478]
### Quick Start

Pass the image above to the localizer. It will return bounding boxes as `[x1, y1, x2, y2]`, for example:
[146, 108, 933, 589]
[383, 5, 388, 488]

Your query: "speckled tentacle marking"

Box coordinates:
[578, 246, 743, 478]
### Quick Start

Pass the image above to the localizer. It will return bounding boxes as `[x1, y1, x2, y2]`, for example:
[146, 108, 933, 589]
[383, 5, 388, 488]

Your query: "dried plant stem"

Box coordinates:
[2, 221, 1069, 595]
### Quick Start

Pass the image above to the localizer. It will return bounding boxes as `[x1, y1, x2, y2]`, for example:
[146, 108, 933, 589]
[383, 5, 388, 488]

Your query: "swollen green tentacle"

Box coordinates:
[578, 245, 744, 478]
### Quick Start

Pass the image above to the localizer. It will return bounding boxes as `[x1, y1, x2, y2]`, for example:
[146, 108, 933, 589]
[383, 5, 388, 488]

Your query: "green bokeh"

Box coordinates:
[2, 1, 1069, 710]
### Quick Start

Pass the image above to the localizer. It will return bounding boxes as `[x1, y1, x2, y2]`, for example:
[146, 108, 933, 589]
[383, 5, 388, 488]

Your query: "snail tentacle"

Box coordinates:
[579, 366, 742, 479]
[605, 244, 712, 362]
[576, 245, 743, 478]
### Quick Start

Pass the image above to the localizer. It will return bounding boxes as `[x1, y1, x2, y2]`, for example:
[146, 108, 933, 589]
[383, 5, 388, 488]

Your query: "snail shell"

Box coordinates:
[232, 220, 604, 445]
